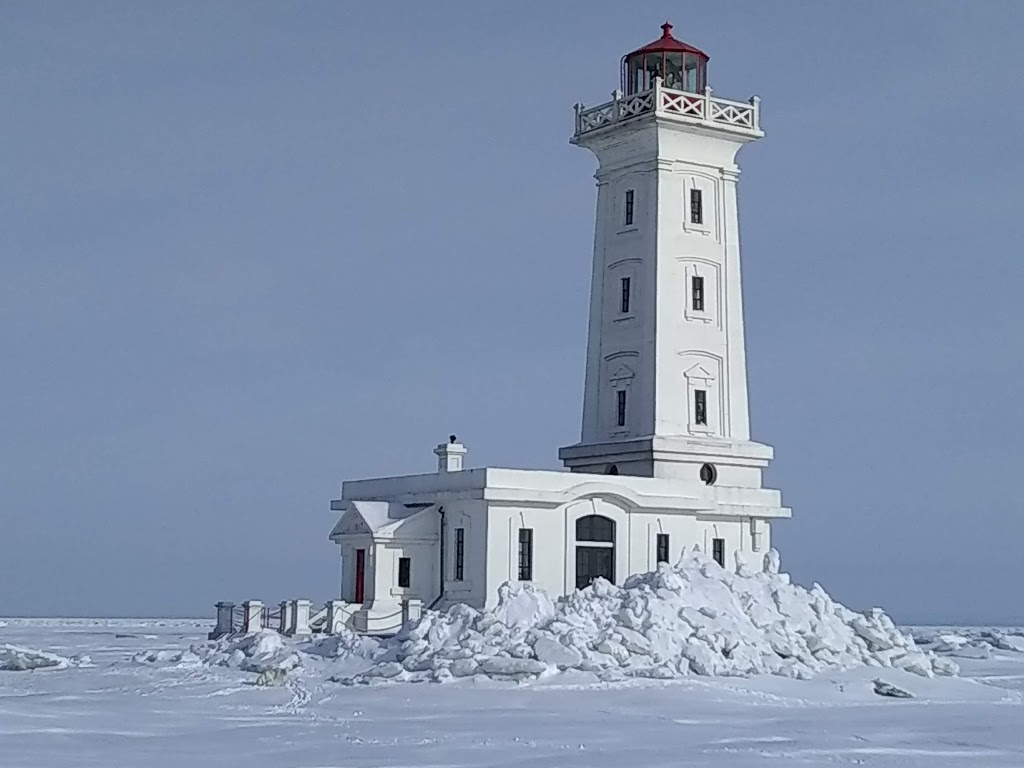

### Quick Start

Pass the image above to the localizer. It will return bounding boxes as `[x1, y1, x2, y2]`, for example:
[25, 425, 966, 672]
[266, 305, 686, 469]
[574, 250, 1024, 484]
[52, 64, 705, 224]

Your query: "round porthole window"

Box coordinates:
[699, 462, 717, 485]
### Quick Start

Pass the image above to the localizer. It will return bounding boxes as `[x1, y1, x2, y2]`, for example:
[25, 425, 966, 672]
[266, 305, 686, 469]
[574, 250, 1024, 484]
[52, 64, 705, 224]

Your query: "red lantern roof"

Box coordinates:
[625, 22, 709, 61]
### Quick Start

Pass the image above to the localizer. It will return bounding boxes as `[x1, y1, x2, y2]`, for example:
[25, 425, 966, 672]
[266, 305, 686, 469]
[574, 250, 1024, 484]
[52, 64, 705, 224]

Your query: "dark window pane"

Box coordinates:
[454, 527, 465, 581]
[620, 277, 631, 314]
[712, 538, 725, 567]
[398, 557, 411, 588]
[616, 390, 627, 427]
[692, 275, 705, 312]
[518, 528, 534, 581]
[694, 389, 707, 425]
[656, 533, 670, 564]
[624, 189, 634, 225]
[576, 514, 615, 542]
[690, 188, 703, 225]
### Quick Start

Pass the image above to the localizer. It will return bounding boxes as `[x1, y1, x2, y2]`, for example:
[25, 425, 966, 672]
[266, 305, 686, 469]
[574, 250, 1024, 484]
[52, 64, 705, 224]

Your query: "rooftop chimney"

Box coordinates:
[434, 435, 467, 473]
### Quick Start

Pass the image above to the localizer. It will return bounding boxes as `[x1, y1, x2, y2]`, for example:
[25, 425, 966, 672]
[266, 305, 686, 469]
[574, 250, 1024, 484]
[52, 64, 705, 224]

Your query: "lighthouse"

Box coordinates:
[559, 23, 772, 488]
[328, 24, 789, 626]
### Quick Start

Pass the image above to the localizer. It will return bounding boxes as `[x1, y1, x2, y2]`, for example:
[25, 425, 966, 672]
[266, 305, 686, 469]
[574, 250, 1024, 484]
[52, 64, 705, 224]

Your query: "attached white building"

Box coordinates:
[330, 23, 790, 633]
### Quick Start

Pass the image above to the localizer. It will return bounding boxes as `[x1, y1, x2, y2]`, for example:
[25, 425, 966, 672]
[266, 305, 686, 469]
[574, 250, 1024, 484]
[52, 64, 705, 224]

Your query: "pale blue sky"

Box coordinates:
[2, 2, 1022, 623]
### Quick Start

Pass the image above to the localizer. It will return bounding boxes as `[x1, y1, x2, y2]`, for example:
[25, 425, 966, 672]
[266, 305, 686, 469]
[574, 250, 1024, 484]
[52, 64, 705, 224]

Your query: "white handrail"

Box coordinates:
[574, 80, 761, 138]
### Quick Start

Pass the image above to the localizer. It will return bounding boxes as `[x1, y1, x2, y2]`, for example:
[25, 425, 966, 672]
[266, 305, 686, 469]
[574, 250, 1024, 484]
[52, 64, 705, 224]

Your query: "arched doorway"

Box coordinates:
[575, 514, 615, 590]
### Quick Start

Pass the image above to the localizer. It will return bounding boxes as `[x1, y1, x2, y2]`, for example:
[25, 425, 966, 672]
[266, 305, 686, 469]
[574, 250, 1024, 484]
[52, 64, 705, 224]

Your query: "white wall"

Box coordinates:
[482, 494, 770, 608]
[441, 500, 488, 609]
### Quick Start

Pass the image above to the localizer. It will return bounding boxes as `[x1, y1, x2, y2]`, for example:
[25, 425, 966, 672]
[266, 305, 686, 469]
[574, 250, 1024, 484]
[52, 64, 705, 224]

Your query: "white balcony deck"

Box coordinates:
[573, 79, 762, 140]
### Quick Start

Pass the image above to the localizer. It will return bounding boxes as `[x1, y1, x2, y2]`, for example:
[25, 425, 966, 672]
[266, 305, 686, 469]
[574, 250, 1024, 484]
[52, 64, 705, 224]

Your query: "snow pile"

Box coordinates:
[1, 644, 77, 671]
[300, 629, 381, 660]
[190, 631, 303, 673]
[340, 549, 958, 685]
[134, 625, 381, 674]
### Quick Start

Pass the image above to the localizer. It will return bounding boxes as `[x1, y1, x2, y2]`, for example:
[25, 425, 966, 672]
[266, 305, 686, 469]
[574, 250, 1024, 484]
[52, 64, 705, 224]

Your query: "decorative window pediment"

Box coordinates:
[683, 363, 715, 383]
[610, 363, 636, 383]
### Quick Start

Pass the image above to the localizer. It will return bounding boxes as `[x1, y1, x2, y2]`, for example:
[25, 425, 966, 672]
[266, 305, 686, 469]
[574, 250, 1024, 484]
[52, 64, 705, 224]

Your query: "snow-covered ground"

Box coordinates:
[2, 617, 1024, 767]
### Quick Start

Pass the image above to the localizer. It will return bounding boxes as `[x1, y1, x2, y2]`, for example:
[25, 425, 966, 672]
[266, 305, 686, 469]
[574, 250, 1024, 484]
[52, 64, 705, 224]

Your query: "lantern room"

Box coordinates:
[621, 22, 708, 95]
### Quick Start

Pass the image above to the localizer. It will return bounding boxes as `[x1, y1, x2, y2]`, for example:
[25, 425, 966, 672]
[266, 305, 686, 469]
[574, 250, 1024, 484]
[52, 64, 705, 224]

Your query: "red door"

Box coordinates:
[354, 549, 366, 604]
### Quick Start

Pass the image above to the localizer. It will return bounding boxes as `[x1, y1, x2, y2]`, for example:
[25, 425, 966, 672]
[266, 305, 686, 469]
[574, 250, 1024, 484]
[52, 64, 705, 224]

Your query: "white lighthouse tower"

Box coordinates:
[559, 23, 772, 488]
[327, 24, 788, 628]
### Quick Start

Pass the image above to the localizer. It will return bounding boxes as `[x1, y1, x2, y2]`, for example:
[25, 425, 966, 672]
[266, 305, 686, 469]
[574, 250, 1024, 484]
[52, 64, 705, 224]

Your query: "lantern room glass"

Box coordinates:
[622, 51, 707, 95]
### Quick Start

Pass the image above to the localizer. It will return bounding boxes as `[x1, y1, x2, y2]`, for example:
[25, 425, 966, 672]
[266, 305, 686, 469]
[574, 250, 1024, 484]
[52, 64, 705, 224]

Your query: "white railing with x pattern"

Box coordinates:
[574, 78, 761, 139]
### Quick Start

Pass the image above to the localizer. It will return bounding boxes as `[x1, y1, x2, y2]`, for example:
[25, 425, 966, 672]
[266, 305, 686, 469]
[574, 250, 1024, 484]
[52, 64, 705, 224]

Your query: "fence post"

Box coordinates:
[208, 601, 235, 639]
[278, 601, 292, 634]
[242, 600, 264, 633]
[290, 599, 313, 636]
[749, 95, 761, 131]
[326, 599, 350, 634]
[402, 598, 423, 627]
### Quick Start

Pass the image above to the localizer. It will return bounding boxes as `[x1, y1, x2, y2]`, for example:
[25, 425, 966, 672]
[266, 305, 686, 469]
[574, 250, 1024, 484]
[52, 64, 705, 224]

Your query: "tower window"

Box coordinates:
[700, 462, 718, 485]
[620, 277, 631, 314]
[398, 557, 411, 588]
[624, 189, 634, 226]
[691, 275, 705, 311]
[690, 188, 703, 225]
[454, 527, 465, 581]
[656, 533, 670, 564]
[518, 528, 534, 581]
[694, 389, 707, 425]
[616, 390, 627, 427]
[712, 538, 725, 567]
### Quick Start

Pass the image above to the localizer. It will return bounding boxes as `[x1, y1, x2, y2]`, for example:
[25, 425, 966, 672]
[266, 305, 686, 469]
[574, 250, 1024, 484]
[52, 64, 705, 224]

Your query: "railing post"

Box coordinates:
[574, 102, 583, 136]
[326, 599, 354, 634]
[704, 86, 713, 122]
[653, 76, 663, 113]
[611, 89, 622, 122]
[749, 95, 761, 131]
[209, 601, 234, 639]
[290, 599, 312, 636]
[402, 598, 423, 627]
[242, 600, 263, 633]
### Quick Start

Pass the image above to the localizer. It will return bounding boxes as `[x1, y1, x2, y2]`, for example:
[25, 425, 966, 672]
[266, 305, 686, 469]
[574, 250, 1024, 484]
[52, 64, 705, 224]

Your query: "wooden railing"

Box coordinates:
[574, 80, 761, 139]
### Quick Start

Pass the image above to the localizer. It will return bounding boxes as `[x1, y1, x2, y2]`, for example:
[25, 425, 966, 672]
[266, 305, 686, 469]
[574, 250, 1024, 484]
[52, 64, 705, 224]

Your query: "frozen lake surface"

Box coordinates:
[2, 618, 1023, 767]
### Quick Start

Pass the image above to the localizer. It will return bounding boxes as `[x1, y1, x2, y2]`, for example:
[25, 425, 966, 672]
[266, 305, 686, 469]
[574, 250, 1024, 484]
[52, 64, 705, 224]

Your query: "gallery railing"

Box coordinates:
[574, 79, 761, 139]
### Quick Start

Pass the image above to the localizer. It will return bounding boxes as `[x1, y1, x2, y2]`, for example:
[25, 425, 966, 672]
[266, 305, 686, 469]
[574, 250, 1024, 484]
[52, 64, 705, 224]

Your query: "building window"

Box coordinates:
[690, 188, 703, 225]
[694, 389, 707, 425]
[656, 533, 670, 564]
[700, 462, 717, 485]
[616, 390, 627, 427]
[624, 189, 634, 226]
[576, 514, 615, 542]
[691, 275, 705, 311]
[454, 527, 465, 581]
[712, 538, 725, 567]
[518, 528, 534, 581]
[620, 277, 631, 314]
[398, 557, 411, 588]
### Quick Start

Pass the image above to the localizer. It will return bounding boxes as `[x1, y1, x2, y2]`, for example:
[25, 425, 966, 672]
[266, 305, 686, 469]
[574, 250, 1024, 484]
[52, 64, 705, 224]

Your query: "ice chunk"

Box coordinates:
[0, 644, 73, 671]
